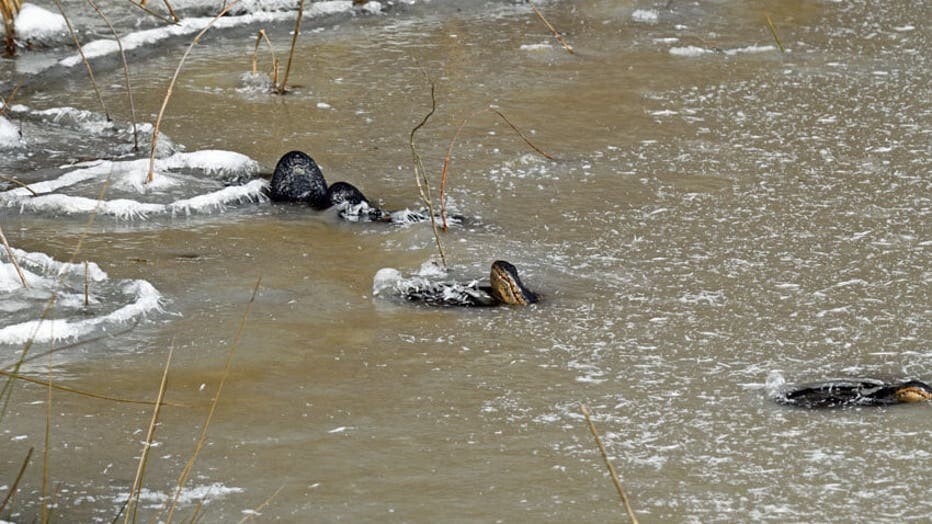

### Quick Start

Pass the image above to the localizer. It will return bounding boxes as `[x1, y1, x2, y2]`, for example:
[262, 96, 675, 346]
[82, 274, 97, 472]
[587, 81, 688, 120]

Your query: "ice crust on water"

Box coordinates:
[0, 248, 162, 345]
[0, 116, 22, 149]
[9, 3, 68, 44]
[631, 9, 659, 24]
[113, 482, 243, 507]
[669, 44, 778, 57]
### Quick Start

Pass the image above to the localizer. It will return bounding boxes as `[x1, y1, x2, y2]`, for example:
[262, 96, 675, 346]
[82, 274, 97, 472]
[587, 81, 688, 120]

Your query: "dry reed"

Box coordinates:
[0, 446, 32, 515]
[52, 0, 110, 121]
[125, 343, 174, 524]
[1, 0, 22, 56]
[122, 0, 177, 26]
[85, 0, 140, 149]
[237, 484, 285, 523]
[148, 1, 239, 183]
[0, 175, 38, 196]
[0, 370, 187, 407]
[0, 82, 20, 117]
[580, 405, 639, 523]
[159, 275, 261, 523]
[408, 80, 447, 268]
[278, 0, 305, 94]
[160, 0, 179, 22]
[766, 15, 785, 53]
[41, 333, 54, 524]
[438, 108, 555, 230]
[527, 1, 573, 54]
[0, 224, 28, 288]
[251, 29, 280, 89]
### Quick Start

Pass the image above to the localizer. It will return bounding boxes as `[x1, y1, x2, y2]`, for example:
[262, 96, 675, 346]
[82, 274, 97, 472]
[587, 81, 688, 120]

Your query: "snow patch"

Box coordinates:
[0, 117, 22, 149]
[11, 3, 68, 44]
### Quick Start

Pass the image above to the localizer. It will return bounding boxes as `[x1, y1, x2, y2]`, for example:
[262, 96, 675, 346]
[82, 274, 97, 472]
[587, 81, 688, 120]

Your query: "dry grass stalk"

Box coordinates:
[439, 108, 555, 230]
[122, 0, 177, 26]
[0, 224, 28, 288]
[580, 405, 639, 524]
[187, 499, 204, 523]
[84, 259, 89, 306]
[148, 1, 239, 183]
[766, 15, 785, 53]
[0, 446, 33, 515]
[251, 29, 280, 89]
[52, 0, 110, 121]
[237, 484, 285, 524]
[1, 0, 21, 56]
[0, 369, 187, 407]
[0, 82, 21, 117]
[278, 0, 305, 94]
[0, 174, 114, 423]
[409, 81, 447, 268]
[161, 0, 179, 22]
[85, 0, 140, 150]
[125, 343, 174, 524]
[41, 336, 54, 524]
[0, 175, 38, 196]
[160, 276, 262, 524]
[527, 1, 574, 54]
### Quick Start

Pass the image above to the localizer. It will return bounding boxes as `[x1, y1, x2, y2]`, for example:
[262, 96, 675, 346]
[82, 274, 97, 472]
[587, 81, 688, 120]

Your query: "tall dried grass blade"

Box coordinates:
[0, 370, 187, 407]
[766, 14, 785, 53]
[527, 1, 574, 54]
[148, 1, 239, 183]
[52, 0, 110, 120]
[0, 446, 33, 515]
[0, 82, 21, 117]
[408, 80, 447, 268]
[0, 175, 38, 196]
[85, 0, 140, 149]
[580, 405, 639, 524]
[161, 0, 179, 22]
[41, 334, 55, 524]
[278, 0, 306, 94]
[121, 0, 177, 26]
[236, 484, 285, 524]
[0, 224, 28, 288]
[126, 343, 174, 524]
[160, 276, 261, 524]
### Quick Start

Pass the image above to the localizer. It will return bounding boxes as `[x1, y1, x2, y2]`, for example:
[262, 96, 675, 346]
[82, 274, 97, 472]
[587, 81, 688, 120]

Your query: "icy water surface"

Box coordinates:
[1, 0, 930, 522]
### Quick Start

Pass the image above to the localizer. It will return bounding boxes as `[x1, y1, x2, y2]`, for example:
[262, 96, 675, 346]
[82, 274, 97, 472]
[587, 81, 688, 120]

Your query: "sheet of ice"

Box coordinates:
[0, 116, 22, 149]
[520, 42, 553, 51]
[0, 248, 161, 346]
[113, 482, 243, 507]
[11, 3, 67, 43]
[631, 9, 658, 24]
[669, 45, 715, 57]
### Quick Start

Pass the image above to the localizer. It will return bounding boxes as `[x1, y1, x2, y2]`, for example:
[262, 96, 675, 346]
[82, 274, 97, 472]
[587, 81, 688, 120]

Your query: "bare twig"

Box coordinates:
[42, 335, 54, 524]
[160, 276, 262, 523]
[0, 82, 21, 117]
[85, 0, 140, 150]
[148, 1, 239, 183]
[0, 370, 187, 407]
[0, 224, 28, 288]
[408, 80, 447, 268]
[121, 0, 177, 25]
[52, 0, 110, 121]
[83, 259, 89, 306]
[0, 446, 33, 514]
[0, 175, 39, 196]
[527, 1, 574, 54]
[1, 0, 21, 56]
[236, 484, 285, 524]
[251, 29, 280, 89]
[580, 405, 639, 524]
[766, 15, 785, 53]
[126, 343, 174, 524]
[161, 0, 179, 22]
[278, 0, 306, 94]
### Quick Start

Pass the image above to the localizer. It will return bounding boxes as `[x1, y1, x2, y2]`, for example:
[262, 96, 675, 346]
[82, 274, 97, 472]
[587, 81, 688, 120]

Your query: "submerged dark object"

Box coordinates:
[777, 379, 932, 409]
[268, 150, 434, 223]
[401, 260, 538, 307]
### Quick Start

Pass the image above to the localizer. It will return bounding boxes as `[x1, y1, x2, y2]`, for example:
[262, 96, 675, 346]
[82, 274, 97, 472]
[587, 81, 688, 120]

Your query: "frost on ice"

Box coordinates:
[0, 247, 162, 346]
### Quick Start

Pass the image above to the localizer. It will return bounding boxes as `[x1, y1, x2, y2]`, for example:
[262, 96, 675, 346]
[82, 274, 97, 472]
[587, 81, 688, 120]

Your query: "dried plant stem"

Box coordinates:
[160, 276, 262, 524]
[766, 15, 785, 53]
[236, 484, 285, 523]
[0, 82, 21, 117]
[409, 81, 447, 268]
[527, 1, 574, 54]
[278, 0, 305, 94]
[439, 108, 555, 230]
[84, 259, 89, 306]
[85, 0, 139, 150]
[42, 338, 54, 524]
[52, 0, 110, 121]
[187, 500, 204, 524]
[1, 0, 20, 56]
[148, 1, 238, 183]
[0, 446, 32, 515]
[251, 29, 280, 88]
[161, 0, 179, 22]
[580, 405, 639, 524]
[122, 0, 176, 25]
[0, 224, 27, 288]
[0, 175, 38, 196]
[125, 343, 174, 524]
[0, 369, 187, 407]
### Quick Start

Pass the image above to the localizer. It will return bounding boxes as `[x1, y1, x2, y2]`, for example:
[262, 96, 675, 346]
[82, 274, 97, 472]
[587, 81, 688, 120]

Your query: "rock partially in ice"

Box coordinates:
[11, 3, 68, 45]
[0, 116, 23, 149]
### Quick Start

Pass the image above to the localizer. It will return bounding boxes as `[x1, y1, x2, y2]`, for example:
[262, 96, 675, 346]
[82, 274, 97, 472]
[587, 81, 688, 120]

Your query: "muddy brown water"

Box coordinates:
[1, 0, 930, 522]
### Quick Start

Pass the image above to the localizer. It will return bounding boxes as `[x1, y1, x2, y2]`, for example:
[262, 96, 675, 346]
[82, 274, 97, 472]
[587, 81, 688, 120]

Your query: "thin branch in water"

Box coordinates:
[580, 404, 639, 524]
[85, 0, 139, 150]
[251, 29, 280, 89]
[52, 0, 110, 121]
[160, 276, 262, 524]
[766, 15, 785, 53]
[408, 80, 447, 268]
[42, 333, 54, 524]
[161, 0, 179, 22]
[236, 484, 285, 524]
[187, 499, 205, 524]
[83, 259, 89, 306]
[527, 0, 574, 55]
[148, 1, 239, 183]
[0, 446, 33, 515]
[0, 175, 38, 196]
[0, 82, 21, 117]
[278, 0, 306, 94]
[126, 343, 174, 524]
[120, 0, 177, 25]
[0, 369, 187, 407]
[0, 224, 28, 288]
